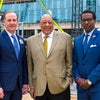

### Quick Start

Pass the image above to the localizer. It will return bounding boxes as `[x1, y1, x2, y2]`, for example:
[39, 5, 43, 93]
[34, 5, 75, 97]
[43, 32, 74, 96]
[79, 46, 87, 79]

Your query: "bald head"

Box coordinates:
[39, 14, 54, 35]
[40, 14, 53, 22]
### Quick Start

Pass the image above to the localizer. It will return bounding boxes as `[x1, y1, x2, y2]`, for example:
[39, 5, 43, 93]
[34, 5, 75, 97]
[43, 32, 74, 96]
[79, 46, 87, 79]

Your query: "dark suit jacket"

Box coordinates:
[0, 30, 28, 91]
[73, 28, 100, 92]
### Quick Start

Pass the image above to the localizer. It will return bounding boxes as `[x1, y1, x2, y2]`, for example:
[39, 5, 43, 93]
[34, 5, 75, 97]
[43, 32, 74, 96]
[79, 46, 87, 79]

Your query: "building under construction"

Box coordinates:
[0, 0, 99, 38]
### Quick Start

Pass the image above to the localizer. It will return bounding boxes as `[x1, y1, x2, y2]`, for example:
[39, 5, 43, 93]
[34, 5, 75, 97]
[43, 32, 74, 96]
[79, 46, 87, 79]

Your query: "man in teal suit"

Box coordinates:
[0, 11, 28, 100]
[73, 10, 100, 100]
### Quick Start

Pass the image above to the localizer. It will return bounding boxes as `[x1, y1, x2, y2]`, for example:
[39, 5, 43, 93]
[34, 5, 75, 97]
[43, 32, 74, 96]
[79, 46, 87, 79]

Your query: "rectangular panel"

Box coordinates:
[4, 0, 36, 3]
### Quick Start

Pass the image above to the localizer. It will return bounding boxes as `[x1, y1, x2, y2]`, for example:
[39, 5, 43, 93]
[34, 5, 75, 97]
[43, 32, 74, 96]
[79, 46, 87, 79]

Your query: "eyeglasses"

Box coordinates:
[82, 18, 94, 22]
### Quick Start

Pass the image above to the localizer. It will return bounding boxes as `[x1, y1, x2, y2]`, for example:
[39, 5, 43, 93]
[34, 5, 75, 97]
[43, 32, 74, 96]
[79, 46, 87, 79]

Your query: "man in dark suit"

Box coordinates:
[0, 11, 28, 100]
[73, 10, 100, 100]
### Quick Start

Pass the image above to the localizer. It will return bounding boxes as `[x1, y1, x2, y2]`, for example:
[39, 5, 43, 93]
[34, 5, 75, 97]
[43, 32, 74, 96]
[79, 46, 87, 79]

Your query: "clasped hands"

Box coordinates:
[76, 78, 91, 89]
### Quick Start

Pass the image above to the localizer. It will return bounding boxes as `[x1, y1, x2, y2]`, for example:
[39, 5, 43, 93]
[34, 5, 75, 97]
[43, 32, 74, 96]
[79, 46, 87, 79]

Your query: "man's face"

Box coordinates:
[3, 12, 18, 34]
[81, 13, 96, 33]
[39, 15, 54, 35]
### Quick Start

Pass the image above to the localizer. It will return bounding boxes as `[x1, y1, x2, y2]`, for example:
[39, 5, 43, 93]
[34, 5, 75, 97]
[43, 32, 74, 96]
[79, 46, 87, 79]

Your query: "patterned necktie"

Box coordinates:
[11, 35, 19, 59]
[43, 36, 48, 55]
[83, 34, 89, 53]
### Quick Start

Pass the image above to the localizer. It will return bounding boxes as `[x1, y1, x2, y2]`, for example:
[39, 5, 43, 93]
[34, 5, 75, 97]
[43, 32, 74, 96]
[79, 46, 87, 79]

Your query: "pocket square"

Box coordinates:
[90, 44, 97, 48]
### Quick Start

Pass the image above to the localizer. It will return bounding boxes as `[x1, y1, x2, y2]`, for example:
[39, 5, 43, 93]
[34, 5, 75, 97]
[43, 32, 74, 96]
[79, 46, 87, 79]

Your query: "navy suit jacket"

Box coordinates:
[0, 30, 28, 91]
[73, 28, 100, 92]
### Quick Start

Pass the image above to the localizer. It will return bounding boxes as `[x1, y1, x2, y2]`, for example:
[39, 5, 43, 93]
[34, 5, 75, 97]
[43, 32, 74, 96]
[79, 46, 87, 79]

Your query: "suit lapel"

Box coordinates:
[17, 34, 26, 60]
[37, 33, 46, 56]
[48, 31, 58, 57]
[37, 31, 58, 57]
[3, 30, 15, 54]
[83, 29, 97, 55]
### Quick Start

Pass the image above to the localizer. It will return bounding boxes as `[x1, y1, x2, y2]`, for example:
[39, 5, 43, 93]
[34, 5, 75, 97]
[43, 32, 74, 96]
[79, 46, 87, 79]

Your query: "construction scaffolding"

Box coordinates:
[71, 0, 96, 37]
[4, 0, 36, 4]
[86, 0, 96, 12]
[71, 0, 83, 37]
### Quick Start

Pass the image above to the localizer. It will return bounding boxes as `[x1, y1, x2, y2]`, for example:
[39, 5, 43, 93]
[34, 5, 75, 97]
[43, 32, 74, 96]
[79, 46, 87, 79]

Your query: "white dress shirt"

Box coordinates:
[42, 30, 54, 56]
[5, 29, 20, 51]
[83, 28, 95, 43]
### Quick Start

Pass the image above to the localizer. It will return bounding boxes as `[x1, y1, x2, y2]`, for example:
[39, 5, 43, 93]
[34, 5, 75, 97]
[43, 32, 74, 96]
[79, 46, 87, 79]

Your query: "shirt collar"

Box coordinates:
[42, 30, 54, 39]
[85, 28, 95, 37]
[5, 28, 16, 37]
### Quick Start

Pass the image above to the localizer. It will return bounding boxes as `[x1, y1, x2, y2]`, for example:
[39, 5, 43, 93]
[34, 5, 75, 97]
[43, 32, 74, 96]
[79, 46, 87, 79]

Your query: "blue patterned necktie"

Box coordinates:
[11, 35, 19, 59]
[83, 34, 89, 53]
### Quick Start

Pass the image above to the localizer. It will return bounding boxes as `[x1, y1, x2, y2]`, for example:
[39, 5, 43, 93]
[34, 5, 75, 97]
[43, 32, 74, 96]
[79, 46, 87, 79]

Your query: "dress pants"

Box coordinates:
[0, 78, 22, 100]
[35, 86, 70, 100]
[78, 90, 100, 100]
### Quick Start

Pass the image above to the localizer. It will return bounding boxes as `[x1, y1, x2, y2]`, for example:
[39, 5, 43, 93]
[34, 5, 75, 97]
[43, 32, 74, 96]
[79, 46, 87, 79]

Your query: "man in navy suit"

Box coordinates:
[73, 10, 100, 100]
[0, 11, 28, 100]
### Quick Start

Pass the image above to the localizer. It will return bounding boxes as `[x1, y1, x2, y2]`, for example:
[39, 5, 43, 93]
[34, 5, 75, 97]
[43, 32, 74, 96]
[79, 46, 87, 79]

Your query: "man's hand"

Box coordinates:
[76, 78, 91, 89]
[0, 88, 4, 99]
[22, 84, 29, 95]
[29, 87, 35, 98]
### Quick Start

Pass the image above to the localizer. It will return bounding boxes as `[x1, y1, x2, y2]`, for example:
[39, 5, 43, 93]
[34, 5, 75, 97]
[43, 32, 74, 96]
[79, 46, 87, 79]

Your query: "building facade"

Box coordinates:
[0, 0, 100, 38]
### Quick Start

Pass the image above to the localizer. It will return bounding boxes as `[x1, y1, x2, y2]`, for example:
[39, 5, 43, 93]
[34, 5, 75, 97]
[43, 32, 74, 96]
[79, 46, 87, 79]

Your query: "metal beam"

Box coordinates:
[71, 0, 83, 37]
[86, 0, 96, 12]
[4, 0, 36, 4]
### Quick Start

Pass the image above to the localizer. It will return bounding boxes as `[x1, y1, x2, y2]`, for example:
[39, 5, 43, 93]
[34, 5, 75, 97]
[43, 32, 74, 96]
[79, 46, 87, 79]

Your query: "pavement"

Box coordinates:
[22, 93, 77, 100]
